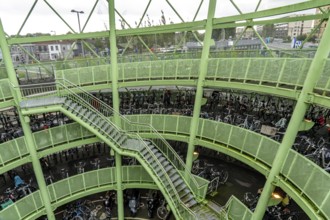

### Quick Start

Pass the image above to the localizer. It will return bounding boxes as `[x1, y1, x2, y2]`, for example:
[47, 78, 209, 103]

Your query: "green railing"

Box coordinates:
[0, 79, 13, 101]
[225, 196, 253, 220]
[2, 114, 330, 218]
[55, 58, 314, 90]
[0, 137, 29, 170]
[0, 166, 155, 220]
[19, 79, 206, 200]
[126, 114, 330, 219]
[0, 122, 95, 173]
[19, 80, 202, 219]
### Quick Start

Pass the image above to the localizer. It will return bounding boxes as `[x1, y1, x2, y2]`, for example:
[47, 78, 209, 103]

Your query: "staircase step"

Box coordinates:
[89, 113, 97, 122]
[182, 194, 194, 204]
[179, 188, 191, 199]
[69, 102, 78, 111]
[173, 179, 183, 187]
[74, 105, 83, 114]
[170, 174, 180, 182]
[185, 199, 198, 208]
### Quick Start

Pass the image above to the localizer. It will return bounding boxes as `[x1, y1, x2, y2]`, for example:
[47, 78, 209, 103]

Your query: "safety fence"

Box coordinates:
[0, 166, 155, 220]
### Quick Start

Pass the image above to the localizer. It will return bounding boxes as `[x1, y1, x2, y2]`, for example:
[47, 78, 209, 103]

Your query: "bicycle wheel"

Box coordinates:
[157, 206, 169, 219]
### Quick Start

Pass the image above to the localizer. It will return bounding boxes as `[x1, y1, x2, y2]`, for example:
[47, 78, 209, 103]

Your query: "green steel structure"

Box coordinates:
[1, 0, 330, 219]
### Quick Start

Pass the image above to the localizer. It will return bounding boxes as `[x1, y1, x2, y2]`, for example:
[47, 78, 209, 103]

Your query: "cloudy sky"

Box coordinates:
[0, 0, 312, 35]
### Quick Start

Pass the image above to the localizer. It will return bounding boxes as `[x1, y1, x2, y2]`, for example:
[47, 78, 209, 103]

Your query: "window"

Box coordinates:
[63, 46, 66, 51]
[50, 46, 54, 51]
[55, 45, 59, 50]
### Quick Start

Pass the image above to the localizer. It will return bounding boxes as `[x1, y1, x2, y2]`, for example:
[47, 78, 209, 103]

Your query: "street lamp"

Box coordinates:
[71, 9, 85, 57]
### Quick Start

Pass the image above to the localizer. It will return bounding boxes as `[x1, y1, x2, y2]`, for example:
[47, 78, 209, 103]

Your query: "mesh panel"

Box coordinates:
[227, 197, 251, 219]
[206, 59, 218, 78]
[316, 59, 330, 90]
[202, 120, 216, 140]
[124, 62, 138, 80]
[242, 132, 261, 156]
[33, 130, 52, 150]
[321, 191, 330, 219]
[63, 69, 79, 85]
[164, 116, 178, 133]
[281, 150, 296, 175]
[137, 63, 150, 79]
[15, 137, 29, 156]
[49, 126, 68, 146]
[214, 122, 231, 145]
[247, 59, 268, 81]
[152, 115, 165, 131]
[79, 67, 92, 85]
[286, 155, 314, 191]
[304, 165, 330, 207]
[0, 80, 12, 100]
[15, 194, 36, 218]
[0, 141, 20, 163]
[69, 175, 84, 193]
[164, 60, 176, 78]
[178, 117, 191, 134]
[99, 169, 114, 185]
[150, 61, 163, 79]
[84, 171, 98, 188]
[257, 138, 279, 166]
[177, 60, 191, 78]
[229, 127, 247, 150]
[93, 65, 109, 83]
[66, 123, 82, 141]
[262, 59, 284, 83]
[280, 59, 306, 85]
[190, 60, 200, 78]
[53, 180, 70, 200]
[0, 204, 20, 219]
[231, 59, 249, 79]
[216, 59, 233, 78]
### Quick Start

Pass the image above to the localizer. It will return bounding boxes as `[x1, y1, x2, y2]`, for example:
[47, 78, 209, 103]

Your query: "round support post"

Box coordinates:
[252, 16, 330, 219]
[185, 0, 217, 178]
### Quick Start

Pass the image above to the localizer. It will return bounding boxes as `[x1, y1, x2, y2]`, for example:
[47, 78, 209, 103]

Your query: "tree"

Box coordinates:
[262, 24, 275, 37]
[212, 28, 235, 40]
[296, 34, 307, 41]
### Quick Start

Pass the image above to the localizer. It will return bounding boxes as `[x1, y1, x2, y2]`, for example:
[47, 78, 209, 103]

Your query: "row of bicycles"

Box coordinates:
[242, 191, 301, 220]
[0, 173, 36, 210]
[59, 189, 171, 220]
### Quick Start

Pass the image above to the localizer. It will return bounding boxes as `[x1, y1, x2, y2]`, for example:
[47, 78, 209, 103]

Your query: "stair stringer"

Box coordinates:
[58, 107, 196, 220]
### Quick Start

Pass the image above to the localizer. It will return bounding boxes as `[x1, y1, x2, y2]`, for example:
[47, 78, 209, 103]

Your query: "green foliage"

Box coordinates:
[296, 34, 307, 41]
[262, 24, 275, 37]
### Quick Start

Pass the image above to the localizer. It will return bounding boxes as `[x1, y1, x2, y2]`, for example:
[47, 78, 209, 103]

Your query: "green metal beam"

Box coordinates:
[252, 15, 330, 220]
[43, 0, 76, 33]
[214, 0, 330, 24]
[115, 153, 124, 220]
[16, 0, 38, 36]
[17, 115, 55, 219]
[185, 0, 217, 178]
[81, 0, 100, 33]
[108, 0, 121, 127]
[166, 0, 203, 44]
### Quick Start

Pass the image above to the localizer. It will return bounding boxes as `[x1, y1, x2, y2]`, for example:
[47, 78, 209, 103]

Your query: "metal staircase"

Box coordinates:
[18, 79, 222, 220]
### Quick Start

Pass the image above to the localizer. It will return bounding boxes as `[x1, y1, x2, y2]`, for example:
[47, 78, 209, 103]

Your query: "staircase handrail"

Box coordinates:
[55, 78, 206, 196]
[130, 134, 198, 219]
[16, 79, 206, 198]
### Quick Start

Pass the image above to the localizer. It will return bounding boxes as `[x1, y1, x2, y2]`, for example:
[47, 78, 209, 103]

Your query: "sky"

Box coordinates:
[0, 0, 314, 35]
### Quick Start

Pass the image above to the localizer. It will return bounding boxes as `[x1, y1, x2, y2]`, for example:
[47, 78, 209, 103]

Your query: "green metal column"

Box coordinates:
[0, 19, 55, 220]
[108, 0, 121, 127]
[185, 0, 216, 176]
[0, 20, 22, 103]
[115, 152, 124, 220]
[252, 16, 330, 219]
